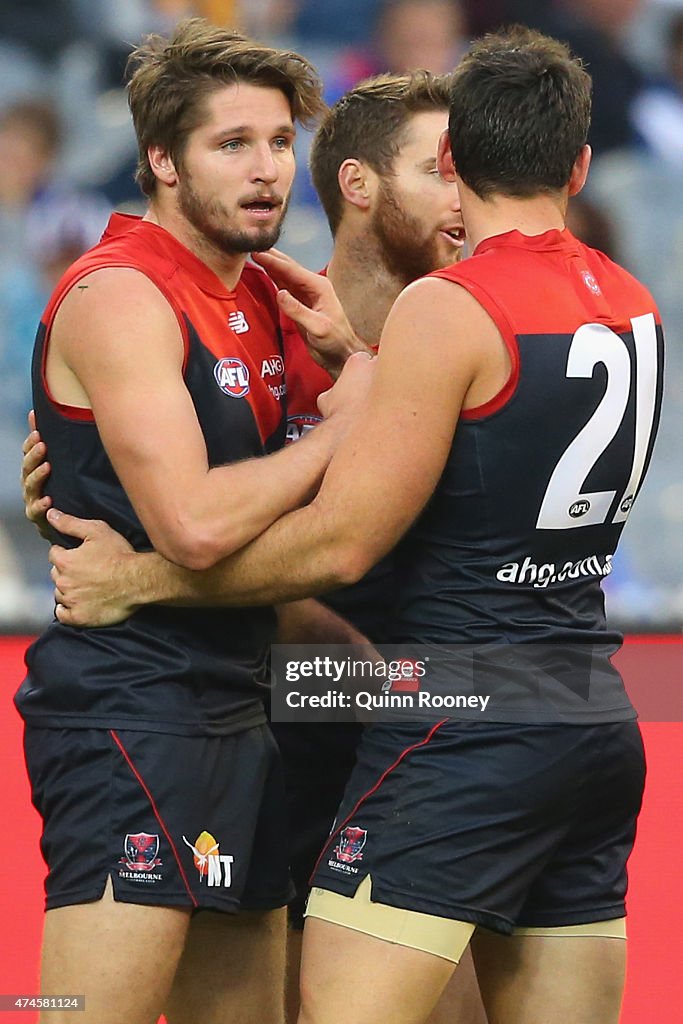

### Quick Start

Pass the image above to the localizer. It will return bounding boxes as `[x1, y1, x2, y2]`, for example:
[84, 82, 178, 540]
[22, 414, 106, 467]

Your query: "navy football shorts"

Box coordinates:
[270, 720, 363, 929]
[310, 719, 645, 934]
[24, 723, 293, 913]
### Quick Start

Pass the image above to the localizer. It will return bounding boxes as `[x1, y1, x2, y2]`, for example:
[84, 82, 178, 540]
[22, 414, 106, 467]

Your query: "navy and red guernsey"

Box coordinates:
[16, 213, 287, 735]
[391, 228, 664, 721]
[280, 298, 398, 642]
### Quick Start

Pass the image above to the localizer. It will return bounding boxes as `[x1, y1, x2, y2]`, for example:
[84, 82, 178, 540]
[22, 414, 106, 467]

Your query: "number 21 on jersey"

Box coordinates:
[536, 313, 660, 530]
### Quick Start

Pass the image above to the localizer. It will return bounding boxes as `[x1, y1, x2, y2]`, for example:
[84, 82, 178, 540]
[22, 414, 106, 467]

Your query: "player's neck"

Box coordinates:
[327, 233, 406, 348]
[143, 204, 248, 292]
[461, 191, 567, 253]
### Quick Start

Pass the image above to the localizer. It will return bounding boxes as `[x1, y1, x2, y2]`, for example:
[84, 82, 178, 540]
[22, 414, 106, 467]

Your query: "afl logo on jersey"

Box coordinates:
[214, 357, 250, 398]
[569, 500, 591, 518]
[581, 270, 602, 296]
[286, 413, 321, 444]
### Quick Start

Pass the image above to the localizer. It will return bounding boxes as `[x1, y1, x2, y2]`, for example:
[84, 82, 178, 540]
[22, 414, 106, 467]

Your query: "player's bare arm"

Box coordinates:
[196, 276, 510, 602]
[186, 275, 511, 602]
[43, 513, 377, 635]
[46, 266, 373, 571]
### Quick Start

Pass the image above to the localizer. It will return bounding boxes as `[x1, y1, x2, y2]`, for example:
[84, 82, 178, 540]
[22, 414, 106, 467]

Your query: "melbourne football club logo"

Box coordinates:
[182, 830, 234, 887]
[581, 269, 602, 296]
[119, 832, 162, 872]
[334, 826, 367, 864]
[214, 357, 250, 398]
[228, 310, 249, 334]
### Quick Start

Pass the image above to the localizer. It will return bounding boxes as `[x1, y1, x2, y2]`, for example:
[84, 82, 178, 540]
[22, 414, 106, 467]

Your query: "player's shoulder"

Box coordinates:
[60, 265, 170, 309]
[393, 273, 488, 321]
[382, 274, 502, 368]
[46, 264, 180, 359]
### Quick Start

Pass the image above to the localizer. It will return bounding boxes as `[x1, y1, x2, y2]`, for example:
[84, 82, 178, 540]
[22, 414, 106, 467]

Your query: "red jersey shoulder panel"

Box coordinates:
[430, 228, 661, 420]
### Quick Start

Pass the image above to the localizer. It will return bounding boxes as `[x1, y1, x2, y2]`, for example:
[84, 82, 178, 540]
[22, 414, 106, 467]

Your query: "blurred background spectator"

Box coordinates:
[632, 9, 683, 163]
[323, 1, 467, 103]
[507, 0, 647, 155]
[0, 0, 680, 630]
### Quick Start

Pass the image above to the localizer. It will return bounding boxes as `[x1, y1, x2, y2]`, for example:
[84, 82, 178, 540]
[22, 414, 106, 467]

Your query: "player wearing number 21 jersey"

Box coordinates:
[393, 228, 663, 657]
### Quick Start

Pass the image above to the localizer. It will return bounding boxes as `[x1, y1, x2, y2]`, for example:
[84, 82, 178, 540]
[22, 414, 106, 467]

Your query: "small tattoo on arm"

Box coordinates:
[77, 285, 89, 292]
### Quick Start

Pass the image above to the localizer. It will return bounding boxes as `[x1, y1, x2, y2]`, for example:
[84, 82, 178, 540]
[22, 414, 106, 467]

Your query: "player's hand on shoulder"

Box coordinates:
[252, 248, 369, 377]
[47, 509, 137, 628]
[21, 410, 52, 539]
[317, 351, 375, 425]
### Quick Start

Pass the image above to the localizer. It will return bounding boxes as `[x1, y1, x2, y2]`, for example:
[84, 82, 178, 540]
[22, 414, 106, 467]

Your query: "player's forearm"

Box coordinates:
[163, 414, 342, 571]
[132, 502, 363, 609]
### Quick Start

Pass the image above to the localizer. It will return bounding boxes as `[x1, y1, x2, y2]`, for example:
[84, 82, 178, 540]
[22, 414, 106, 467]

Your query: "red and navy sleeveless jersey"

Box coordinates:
[16, 214, 287, 735]
[280, 298, 398, 642]
[392, 229, 664, 719]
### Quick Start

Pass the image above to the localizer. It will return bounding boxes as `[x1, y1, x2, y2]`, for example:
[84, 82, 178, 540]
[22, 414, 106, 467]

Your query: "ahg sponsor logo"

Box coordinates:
[496, 553, 613, 590]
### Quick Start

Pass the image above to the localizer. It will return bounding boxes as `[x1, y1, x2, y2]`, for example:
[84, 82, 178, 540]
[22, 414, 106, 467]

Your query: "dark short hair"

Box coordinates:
[127, 18, 325, 197]
[448, 26, 592, 199]
[310, 71, 452, 235]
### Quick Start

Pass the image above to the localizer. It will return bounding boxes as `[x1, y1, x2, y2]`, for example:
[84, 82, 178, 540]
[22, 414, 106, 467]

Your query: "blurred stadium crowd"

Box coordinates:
[0, 0, 681, 631]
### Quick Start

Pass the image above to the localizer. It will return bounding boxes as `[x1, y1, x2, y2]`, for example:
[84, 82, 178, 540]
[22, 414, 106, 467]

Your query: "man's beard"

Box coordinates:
[178, 177, 288, 255]
[371, 179, 444, 285]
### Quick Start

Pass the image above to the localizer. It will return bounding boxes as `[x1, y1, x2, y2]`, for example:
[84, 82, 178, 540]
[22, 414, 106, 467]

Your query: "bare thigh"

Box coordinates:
[166, 906, 287, 1024]
[39, 878, 190, 1024]
[471, 929, 626, 1024]
[297, 917, 456, 1024]
[427, 945, 489, 1024]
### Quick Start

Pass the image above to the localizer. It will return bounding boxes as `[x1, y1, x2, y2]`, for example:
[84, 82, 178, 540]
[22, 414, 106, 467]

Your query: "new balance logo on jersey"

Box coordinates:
[182, 831, 234, 887]
[214, 357, 250, 398]
[228, 310, 249, 334]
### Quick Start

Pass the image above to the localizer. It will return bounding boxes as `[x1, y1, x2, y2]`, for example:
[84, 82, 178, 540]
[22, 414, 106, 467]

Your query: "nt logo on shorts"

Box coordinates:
[182, 830, 234, 887]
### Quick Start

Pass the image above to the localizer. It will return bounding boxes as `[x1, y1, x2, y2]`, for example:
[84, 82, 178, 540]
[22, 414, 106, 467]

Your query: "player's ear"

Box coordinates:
[437, 130, 456, 181]
[338, 159, 374, 213]
[148, 144, 179, 187]
[568, 144, 592, 197]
